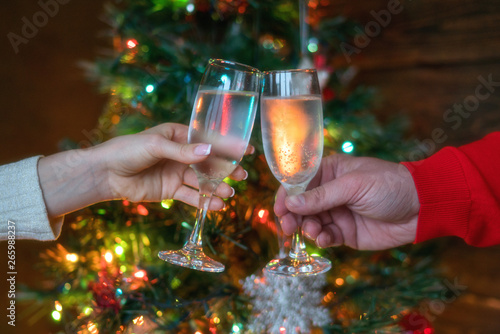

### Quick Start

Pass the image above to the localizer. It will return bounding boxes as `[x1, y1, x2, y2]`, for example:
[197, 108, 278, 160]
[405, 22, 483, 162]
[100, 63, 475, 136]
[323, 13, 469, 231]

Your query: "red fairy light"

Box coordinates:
[137, 204, 149, 216]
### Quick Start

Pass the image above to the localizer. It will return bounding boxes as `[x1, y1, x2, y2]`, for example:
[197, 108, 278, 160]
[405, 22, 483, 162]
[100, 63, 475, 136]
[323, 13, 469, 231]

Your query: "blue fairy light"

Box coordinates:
[342, 141, 354, 153]
[145, 84, 155, 93]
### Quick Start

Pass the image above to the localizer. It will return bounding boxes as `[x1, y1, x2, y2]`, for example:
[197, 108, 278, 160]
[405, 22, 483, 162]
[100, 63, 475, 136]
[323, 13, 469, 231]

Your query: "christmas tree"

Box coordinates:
[23, 1, 444, 333]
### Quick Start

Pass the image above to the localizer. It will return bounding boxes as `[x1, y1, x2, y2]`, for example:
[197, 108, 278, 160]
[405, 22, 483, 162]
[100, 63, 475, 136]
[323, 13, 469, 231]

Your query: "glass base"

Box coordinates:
[158, 246, 225, 273]
[265, 254, 331, 277]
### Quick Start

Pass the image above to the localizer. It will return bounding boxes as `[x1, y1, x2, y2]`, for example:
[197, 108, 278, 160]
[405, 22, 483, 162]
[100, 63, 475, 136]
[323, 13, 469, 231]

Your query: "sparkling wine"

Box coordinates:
[261, 95, 323, 186]
[189, 89, 258, 180]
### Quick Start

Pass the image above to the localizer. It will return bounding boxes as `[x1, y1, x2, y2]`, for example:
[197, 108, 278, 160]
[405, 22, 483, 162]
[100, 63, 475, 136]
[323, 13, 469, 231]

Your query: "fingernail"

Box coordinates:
[304, 230, 313, 240]
[287, 194, 305, 207]
[243, 170, 249, 180]
[194, 144, 211, 156]
[249, 146, 255, 154]
[230, 187, 235, 197]
[318, 234, 332, 248]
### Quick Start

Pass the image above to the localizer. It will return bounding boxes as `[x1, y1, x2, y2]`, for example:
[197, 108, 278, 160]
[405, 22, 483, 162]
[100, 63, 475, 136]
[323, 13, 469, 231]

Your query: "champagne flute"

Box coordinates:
[159, 59, 260, 272]
[261, 69, 332, 276]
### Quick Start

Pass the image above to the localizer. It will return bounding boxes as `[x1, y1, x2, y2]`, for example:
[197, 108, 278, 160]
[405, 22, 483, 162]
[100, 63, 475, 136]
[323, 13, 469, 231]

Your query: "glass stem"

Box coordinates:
[284, 184, 310, 261]
[184, 180, 218, 251]
[289, 216, 309, 260]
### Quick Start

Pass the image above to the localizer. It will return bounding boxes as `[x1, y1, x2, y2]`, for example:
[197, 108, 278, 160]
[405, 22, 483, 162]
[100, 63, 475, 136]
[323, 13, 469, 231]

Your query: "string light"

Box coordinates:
[132, 315, 144, 325]
[134, 269, 148, 280]
[87, 321, 98, 334]
[145, 84, 155, 93]
[137, 204, 149, 216]
[126, 39, 137, 48]
[115, 245, 124, 255]
[51, 310, 61, 321]
[161, 199, 174, 209]
[66, 253, 78, 262]
[55, 300, 62, 312]
[104, 251, 113, 263]
[307, 38, 318, 53]
[342, 141, 354, 153]
[186, 3, 195, 12]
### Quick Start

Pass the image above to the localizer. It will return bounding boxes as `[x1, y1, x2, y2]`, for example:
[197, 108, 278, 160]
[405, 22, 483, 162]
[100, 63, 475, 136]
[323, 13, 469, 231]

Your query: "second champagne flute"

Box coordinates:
[158, 59, 260, 272]
[261, 69, 332, 276]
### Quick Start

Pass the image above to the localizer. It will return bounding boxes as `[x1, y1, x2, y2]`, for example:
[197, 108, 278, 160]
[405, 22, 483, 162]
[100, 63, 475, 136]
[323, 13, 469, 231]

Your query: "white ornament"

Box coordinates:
[242, 270, 330, 334]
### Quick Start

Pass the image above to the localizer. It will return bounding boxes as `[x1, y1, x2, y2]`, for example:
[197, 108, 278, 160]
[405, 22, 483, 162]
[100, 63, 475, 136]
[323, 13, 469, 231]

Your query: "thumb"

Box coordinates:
[285, 177, 353, 215]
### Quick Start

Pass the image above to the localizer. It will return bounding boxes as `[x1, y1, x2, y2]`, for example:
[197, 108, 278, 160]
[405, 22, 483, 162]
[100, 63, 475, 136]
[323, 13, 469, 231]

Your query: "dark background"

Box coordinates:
[1, 0, 500, 333]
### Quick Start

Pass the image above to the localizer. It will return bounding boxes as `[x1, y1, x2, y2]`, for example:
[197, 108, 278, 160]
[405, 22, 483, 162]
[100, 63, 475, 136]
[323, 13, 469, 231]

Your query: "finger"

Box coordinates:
[316, 224, 344, 248]
[280, 212, 298, 236]
[302, 216, 323, 241]
[245, 144, 255, 155]
[145, 134, 213, 165]
[142, 123, 189, 143]
[173, 185, 225, 210]
[183, 168, 200, 189]
[274, 186, 289, 217]
[285, 176, 356, 216]
[214, 182, 235, 199]
[182, 168, 235, 199]
[228, 165, 248, 181]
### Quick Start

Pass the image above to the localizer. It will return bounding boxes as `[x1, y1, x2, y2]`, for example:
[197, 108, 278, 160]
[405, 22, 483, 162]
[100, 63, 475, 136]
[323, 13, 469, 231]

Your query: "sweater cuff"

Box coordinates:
[401, 147, 471, 243]
[0, 156, 63, 241]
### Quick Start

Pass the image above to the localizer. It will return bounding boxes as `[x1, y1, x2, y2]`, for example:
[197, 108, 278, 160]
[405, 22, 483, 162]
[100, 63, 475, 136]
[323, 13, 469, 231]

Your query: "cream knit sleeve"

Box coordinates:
[0, 156, 63, 241]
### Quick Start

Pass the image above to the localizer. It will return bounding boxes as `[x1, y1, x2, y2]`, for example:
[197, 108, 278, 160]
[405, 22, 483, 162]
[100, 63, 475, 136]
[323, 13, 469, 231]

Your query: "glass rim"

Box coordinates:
[262, 68, 317, 75]
[208, 58, 260, 75]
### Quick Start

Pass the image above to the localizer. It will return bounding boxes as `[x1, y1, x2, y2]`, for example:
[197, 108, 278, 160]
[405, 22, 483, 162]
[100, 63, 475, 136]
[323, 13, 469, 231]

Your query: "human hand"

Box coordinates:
[39, 123, 252, 218]
[274, 154, 419, 250]
[97, 123, 250, 208]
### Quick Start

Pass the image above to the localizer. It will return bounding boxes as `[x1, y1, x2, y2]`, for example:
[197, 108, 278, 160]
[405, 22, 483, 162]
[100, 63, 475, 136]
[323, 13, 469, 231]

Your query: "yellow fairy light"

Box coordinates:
[104, 251, 113, 263]
[213, 316, 221, 324]
[156, 310, 163, 317]
[87, 321, 98, 334]
[66, 253, 78, 262]
[115, 245, 124, 255]
[161, 199, 174, 209]
[335, 278, 345, 286]
[83, 307, 93, 315]
[54, 300, 62, 312]
[51, 310, 61, 321]
[132, 315, 144, 325]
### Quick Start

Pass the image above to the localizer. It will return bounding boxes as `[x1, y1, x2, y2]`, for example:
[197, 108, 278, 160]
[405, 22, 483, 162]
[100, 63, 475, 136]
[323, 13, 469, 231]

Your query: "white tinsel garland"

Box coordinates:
[242, 270, 331, 334]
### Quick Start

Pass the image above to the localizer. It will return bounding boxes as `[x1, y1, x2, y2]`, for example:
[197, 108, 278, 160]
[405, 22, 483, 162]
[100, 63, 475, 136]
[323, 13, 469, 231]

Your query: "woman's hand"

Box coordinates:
[39, 123, 251, 218]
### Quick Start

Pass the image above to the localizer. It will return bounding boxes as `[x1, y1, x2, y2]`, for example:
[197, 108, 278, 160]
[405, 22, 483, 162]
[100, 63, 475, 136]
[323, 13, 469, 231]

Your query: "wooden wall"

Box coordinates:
[329, 0, 500, 147]
[326, 0, 500, 332]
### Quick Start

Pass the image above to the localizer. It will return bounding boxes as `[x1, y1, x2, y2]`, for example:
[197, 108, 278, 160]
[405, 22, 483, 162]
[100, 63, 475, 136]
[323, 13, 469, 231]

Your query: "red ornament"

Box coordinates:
[322, 87, 336, 101]
[88, 270, 121, 314]
[399, 312, 434, 334]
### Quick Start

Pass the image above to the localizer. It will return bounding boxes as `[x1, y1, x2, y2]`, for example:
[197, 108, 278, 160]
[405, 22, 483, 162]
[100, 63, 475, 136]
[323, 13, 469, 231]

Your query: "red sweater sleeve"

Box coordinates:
[401, 132, 500, 247]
